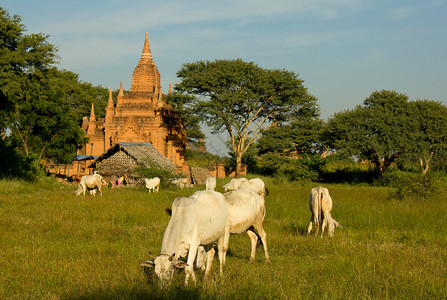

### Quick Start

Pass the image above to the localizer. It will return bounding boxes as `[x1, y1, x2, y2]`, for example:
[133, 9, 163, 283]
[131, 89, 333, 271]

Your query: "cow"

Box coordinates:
[143, 177, 160, 193]
[140, 190, 230, 286]
[170, 177, 189, 189]
[239, 178, 268, 197]
[222, 177, 248, 192]
[223, 188, 271, 264]
[205, 177, 216, 191]
[308, 186, 343, 237]
[74, 172, 104, 196]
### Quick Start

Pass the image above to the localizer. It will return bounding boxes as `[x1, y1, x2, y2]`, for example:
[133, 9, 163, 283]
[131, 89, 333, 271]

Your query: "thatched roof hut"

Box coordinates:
[88, 142, 176, 182]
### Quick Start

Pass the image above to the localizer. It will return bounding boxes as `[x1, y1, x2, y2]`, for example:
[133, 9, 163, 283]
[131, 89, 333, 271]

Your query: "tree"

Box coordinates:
[324, 90, 413, 174]
[406, 100, 447, 173]
[163, 92, 205, 150]
[0, 7, 57, 130]
[174, 59, 318, 176]
[1, 8, 109, 168]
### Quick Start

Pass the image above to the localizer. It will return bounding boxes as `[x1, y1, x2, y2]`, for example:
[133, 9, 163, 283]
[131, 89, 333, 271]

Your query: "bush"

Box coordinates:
[256, 153, 325, 181]
[380, 170, 443, 200]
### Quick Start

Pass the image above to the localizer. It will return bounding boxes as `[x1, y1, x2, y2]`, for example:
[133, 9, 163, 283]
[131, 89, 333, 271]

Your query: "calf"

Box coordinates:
[308, 186, 343, 237]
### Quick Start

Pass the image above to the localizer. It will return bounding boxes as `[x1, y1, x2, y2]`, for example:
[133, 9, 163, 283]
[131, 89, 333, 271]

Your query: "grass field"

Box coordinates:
[1, 177, 446, 299]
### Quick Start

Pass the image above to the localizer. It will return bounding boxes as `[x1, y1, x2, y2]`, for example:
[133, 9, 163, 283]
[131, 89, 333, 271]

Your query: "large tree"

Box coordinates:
[324, 90, 447, 174]
[0, 7, 57, 129]
[325, 90, 412, 174]
[1, 8, 108, 167]
[174, 59, 318, 176]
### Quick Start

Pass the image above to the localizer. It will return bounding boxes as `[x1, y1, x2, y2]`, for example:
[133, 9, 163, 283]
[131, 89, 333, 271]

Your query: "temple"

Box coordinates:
[77, 33, 186, 168]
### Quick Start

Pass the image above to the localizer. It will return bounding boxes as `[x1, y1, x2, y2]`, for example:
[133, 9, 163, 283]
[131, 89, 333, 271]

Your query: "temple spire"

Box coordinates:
[89, 103, 96, 122]
[118, 80, 124, 97]
[169, 84, 172, 95]
[141, 32, 152, 60]
[107, 89, 114, 107]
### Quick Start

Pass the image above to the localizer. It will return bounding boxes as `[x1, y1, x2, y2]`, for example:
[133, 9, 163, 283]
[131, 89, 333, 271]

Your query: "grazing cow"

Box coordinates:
[75, 172, 104, 196]
[239, 178, 268, 197]
[308, 186, 343, 237]
[205, 177, 216, 191]
[223, 188, 271, 263]
[222, 177, 248, 192]
[143, 177, 160, 193]
[140, 190, 230, 286]
[170, 177, 189, 189]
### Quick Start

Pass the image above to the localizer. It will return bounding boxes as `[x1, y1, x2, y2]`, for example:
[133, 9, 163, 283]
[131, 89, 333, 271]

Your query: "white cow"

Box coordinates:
[239, 178, 268, 197]
[223, 188, 271, 263]
[308, 186, 343, 237]
[170, 177, 189, 189]
[143, 177, 160, 193]
[140, 190, 230, 286]
[222, 177, 248, 192]
[75, 172, 104, 196]
[205, 177, 216, 191]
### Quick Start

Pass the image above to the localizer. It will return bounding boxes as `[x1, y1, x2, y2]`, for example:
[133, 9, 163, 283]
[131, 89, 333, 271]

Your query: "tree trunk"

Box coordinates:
[234, 150, 243, 178]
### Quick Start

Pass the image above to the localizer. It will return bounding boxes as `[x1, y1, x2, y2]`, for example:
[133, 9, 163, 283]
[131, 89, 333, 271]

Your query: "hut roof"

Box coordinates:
[88, 142, 176, 171]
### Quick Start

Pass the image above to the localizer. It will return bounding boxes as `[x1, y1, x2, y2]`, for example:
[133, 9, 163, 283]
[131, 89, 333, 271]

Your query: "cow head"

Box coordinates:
[328, 218, 343, 237]
[140, 253, 188, 286]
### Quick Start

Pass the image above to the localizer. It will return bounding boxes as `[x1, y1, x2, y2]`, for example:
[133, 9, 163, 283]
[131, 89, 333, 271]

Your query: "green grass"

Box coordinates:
[0, 177, 446, 299]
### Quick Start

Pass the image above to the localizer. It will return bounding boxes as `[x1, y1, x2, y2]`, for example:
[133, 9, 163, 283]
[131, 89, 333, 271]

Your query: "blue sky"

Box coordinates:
[2, 0, 447, 155]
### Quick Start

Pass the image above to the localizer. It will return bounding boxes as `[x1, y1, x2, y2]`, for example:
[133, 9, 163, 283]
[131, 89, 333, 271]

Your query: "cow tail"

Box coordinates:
[318, 191, 323, 225]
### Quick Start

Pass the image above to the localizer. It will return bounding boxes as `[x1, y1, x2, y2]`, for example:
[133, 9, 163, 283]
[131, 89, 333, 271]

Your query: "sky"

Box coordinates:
[2, 0, 447, 156]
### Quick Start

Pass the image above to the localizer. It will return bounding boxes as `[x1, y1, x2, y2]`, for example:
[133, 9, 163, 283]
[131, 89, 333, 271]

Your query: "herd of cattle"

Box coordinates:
[73, 173, 342, 286]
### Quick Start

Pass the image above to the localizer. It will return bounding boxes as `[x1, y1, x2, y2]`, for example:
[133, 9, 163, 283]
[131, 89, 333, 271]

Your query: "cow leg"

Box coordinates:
[216, 235, 226, 276]
[251, 224, 271, 264]
[308, 214, 314, 234]
[246, 228, 258, 262]
[203, 245, 215, 280]
[185, 245, 198, 285]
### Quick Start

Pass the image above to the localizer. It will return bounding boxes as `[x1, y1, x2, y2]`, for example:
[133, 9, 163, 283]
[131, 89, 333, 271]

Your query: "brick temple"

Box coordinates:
[77, 33, 186, 169]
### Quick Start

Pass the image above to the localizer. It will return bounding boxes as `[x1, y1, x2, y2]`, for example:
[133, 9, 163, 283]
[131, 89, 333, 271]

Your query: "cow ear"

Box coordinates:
[148, 251, 156, 260]
[140, 260, 155, 268]
[173, 261, 189, 269]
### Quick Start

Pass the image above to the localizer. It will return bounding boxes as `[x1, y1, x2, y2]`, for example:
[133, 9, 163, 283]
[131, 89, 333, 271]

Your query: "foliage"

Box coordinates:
[1, 180, 446, 299]
[256, 153, 325, 181]
[380, 170, 443, 200]
[0, 138, 45, 181]
[0, 7, 57, 129]
[174, 59, 318, 176]
[184, 148, 229, 167]
[164, 93, 205, 149]
[320, 159, 380, 184]
[324, 90, 410, 174]
[325, 90, 447, 175]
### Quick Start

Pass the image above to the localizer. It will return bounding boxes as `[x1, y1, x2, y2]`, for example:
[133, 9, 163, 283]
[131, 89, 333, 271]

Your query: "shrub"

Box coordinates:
[256, 153, 325, 181]
[134, 167, 182, 188]
[380, 170, 443, 200]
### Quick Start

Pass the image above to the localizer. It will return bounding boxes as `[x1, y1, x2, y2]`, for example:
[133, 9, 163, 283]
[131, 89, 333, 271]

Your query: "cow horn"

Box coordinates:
[148, 251, 156, 260]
